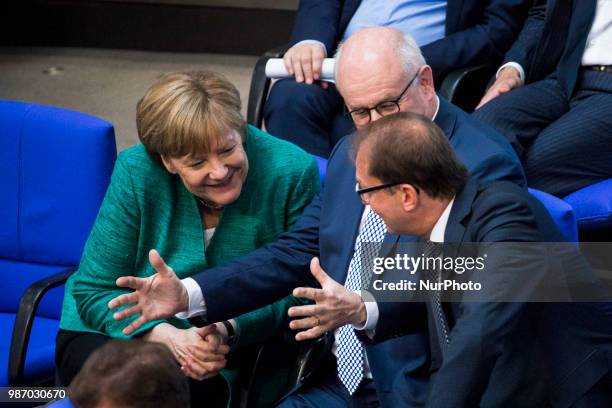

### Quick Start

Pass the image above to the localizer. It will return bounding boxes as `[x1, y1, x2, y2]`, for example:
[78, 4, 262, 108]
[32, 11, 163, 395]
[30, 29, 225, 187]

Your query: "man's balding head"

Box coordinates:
[334, 27, 437, 126]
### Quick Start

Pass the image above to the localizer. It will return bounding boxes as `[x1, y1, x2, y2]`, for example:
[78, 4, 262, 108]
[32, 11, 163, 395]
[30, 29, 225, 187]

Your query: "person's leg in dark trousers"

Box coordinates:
[523, 70, 612, 196]
[264, 79, 354, 158]
[55, 329, 110, 386]
[276, 355, 379, 408]
[473, 73, 612, 196]
[472, 77, 569, 159]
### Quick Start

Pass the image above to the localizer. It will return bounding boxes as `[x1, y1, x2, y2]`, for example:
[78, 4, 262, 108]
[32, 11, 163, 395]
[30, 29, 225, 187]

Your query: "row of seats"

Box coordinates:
[0, 97, 610, 393]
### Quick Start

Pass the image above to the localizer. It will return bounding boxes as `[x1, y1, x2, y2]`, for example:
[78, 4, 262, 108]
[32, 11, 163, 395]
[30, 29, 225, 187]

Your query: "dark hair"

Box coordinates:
[353, 112, 468, 199]
[69, 339, 190, 408]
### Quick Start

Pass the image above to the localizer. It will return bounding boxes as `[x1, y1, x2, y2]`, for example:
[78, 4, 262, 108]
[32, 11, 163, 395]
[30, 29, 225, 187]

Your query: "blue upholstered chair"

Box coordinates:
[564, 179, 612, 233]
[0, 101, 116, 386]
[528, 188, 578, 242]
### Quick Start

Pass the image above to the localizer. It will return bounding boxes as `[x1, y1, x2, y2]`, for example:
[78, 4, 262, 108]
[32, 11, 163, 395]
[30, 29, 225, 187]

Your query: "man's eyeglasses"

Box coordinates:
[346, 70, 419, 125]
[355, 181, 420, 204]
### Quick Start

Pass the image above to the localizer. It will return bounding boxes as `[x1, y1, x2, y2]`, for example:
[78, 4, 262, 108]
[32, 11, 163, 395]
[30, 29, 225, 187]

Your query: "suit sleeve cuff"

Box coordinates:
[175, 277, 207, 319]
[352, 291, 379, 338]
[497, 62, 525, 85]
[293, 40, 327, 57]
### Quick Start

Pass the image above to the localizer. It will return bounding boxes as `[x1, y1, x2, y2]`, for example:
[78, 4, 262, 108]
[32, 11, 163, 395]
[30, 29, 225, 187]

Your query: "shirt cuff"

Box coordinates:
[352, 291, 379, 333]
[175, 277, 207, 319]
[293, 39, 327, 57]
[497, 62, 525, 85]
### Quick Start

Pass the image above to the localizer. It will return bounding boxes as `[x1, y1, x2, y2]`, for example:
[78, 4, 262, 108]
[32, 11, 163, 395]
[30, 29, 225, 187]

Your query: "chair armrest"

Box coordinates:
[438, 63, 497, 112]
[247, 44, 289, 128]
[9, 267, 76, 386]
[287, 335, 327, 388]
[264, 44, 290, 58]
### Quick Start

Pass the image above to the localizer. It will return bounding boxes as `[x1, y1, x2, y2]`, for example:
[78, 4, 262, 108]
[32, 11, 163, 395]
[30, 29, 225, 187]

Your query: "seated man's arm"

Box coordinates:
[476, 0, 547, 107]
[196, 191, 321, 323]
[422, 0, 532, 82]
[282, 0, 344, 84]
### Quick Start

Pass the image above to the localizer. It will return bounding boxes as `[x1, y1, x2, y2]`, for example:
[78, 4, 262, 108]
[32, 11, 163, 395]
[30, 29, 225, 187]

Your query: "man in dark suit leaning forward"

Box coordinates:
[344, 112, 612, 407]
[107, 27, 525, 407]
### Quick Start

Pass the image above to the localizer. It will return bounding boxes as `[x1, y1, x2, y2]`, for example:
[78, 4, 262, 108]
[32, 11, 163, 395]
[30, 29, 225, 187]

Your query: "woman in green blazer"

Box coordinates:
[56, 71, 320, 407]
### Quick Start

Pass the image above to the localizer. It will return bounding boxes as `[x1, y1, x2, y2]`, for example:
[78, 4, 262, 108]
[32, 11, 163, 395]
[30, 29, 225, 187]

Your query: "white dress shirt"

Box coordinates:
[355, 198, 455, 333]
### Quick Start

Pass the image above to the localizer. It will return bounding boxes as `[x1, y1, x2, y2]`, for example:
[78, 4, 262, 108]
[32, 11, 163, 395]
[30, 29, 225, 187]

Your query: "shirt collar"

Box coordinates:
[429, 196, 454, 243]
[431, 95, 440, 121]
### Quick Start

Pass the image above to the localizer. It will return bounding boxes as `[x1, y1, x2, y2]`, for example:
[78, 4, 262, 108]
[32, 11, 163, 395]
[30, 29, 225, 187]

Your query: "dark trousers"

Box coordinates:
[55, 329, 228, 407]
[276, 354, 379, 408]
[473, 69, 612, 197]
[264, 79, 355, 158]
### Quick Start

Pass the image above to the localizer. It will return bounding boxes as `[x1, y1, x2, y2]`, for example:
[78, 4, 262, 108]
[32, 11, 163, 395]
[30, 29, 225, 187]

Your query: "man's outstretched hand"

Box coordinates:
[108, 249, 189, 335]
[289, 257, 366, 341]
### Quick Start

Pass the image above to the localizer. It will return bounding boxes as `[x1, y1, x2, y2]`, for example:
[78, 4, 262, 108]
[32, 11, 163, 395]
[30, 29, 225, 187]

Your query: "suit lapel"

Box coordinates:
[557, 0, 596, 94]
[444, 179, 479, 256]
[336, 172, 366, 283]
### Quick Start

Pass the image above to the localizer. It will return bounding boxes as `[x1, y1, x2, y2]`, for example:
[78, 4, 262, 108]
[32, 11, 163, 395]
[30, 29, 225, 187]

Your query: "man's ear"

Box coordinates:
[399, 184, 419, 212]
[418, 65, 435, 94]
[160, 156, 177, 174]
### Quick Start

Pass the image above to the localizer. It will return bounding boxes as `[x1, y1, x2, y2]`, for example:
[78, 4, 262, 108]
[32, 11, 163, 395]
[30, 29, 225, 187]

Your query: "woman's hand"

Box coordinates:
[143, 323, 230, 381]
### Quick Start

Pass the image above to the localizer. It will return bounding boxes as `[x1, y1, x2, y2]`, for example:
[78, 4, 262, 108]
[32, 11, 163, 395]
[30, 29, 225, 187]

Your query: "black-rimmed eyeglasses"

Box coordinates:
[346, 71, 419, 125]
[355, 182, 420, 204]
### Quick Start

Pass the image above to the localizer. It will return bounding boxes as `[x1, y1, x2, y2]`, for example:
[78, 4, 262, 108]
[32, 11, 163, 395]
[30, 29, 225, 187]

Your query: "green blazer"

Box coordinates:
[60, 125, 320, 406]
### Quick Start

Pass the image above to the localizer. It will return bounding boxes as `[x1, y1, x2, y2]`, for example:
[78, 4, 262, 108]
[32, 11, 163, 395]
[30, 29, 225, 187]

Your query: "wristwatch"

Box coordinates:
[221, 320, 236, 347]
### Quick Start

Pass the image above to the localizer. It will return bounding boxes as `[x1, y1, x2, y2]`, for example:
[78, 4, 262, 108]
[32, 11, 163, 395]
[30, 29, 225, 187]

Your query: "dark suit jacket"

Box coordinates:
[191, 99, 525, 406]
[503, 0, 597, 95]
[369, 179, 612, 407]
[289, 0, 531, 81]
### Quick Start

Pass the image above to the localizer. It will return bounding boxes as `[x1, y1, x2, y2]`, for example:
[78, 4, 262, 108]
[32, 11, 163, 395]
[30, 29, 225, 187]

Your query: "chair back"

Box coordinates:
[0, 100, 116, 318]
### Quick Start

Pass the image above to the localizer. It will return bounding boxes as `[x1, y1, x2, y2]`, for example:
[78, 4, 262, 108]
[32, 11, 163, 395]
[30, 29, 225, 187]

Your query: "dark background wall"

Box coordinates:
[1, 0, 297, 55]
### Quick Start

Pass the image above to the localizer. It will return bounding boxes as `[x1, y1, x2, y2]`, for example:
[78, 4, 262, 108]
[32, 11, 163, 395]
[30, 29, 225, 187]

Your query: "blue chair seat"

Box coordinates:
[563, 179, 612, 231]
[528, 188, 578, 242]
[0, 313, 60, 385]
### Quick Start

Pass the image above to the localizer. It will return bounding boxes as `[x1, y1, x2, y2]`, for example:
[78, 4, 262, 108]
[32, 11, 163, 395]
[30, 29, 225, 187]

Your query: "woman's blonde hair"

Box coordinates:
[136, 70, 246, 162]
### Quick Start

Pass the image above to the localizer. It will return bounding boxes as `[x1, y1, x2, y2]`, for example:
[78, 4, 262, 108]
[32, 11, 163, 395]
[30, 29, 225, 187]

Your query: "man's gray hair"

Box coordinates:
[334, 31, 426, 80]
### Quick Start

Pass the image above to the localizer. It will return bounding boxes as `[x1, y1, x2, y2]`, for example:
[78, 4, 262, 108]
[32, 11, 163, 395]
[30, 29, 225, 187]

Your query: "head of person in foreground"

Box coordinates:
[69, 339, 190, 408]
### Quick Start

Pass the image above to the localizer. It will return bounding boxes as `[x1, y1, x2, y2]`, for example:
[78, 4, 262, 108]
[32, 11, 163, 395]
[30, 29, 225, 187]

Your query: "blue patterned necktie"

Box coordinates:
[337, 208, 387, 394]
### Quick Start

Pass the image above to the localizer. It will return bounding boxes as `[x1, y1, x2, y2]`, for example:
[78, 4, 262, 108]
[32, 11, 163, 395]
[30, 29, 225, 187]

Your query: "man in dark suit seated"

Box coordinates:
[340, 112, 611, 407]
[107, 27, 525, 407]
[265, 0, 532, 158]
[473, 0, 612, 197]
